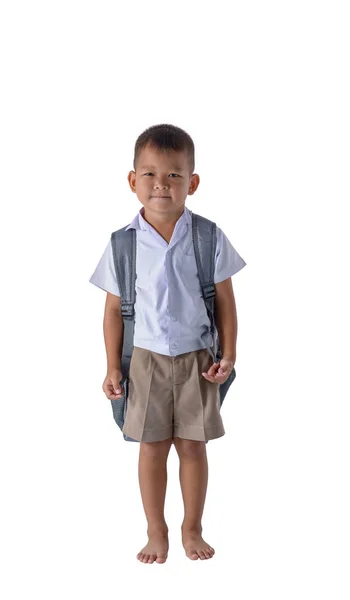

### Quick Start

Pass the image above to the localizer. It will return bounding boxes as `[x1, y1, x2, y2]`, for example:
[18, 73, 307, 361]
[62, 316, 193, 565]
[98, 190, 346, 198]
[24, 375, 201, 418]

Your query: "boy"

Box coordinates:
[89, 124, 246, 563]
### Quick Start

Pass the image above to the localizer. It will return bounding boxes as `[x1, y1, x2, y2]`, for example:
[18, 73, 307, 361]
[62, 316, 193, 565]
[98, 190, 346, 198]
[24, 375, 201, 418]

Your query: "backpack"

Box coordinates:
[110, 211, 236, 442]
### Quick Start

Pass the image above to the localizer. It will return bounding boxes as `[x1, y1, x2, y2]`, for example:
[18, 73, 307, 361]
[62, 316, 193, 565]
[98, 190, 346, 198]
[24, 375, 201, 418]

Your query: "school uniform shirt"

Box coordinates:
[89, 205, 246, 356]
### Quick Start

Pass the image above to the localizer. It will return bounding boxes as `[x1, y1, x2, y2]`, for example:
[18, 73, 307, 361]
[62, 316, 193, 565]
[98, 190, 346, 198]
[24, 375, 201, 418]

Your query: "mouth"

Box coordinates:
[151, 196, 171, 199]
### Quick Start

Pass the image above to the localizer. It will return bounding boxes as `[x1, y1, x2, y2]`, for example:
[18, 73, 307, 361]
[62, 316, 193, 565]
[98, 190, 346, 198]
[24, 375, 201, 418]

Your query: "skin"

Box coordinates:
[127, 143, 200, 240]
[116, 144, 236, 563]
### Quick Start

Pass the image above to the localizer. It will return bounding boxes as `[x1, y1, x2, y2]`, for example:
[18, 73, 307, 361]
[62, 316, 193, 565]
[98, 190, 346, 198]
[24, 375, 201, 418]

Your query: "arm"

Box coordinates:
[103, 292, 124, 371]
[214, 277, 237, 365]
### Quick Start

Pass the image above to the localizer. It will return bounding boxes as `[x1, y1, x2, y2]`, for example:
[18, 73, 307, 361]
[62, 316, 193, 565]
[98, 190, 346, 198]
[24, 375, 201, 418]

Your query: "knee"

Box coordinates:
[140, 438, 173, 458]
[174, 438, 206, 459]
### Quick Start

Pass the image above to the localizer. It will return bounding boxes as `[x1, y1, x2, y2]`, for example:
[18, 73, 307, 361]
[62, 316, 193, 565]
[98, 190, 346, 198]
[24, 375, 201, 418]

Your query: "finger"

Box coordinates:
[214, 375, 227, 383]
[202, 372, 215, 382]
[107, 391, 124, 400]
[104, 383, 123, 400]
[208, 363, 220, 376]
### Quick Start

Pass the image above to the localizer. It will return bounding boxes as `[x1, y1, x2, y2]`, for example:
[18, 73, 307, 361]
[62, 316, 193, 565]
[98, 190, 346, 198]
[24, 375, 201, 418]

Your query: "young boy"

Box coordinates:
[89, 124, 246, 564]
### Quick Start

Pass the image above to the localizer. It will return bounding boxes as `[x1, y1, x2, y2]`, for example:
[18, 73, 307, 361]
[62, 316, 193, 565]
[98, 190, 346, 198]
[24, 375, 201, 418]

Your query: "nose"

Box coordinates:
[153, 175, 169, 190]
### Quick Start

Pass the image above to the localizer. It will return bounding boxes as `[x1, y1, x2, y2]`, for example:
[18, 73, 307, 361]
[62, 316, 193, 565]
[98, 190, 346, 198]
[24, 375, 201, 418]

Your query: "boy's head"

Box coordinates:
[128, 124, 200, 220]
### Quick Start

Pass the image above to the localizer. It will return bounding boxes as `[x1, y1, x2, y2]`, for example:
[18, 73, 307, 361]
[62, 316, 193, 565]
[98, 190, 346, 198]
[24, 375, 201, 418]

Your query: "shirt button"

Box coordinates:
[170, 343, 178, 349]
[170, 315, 177, 321]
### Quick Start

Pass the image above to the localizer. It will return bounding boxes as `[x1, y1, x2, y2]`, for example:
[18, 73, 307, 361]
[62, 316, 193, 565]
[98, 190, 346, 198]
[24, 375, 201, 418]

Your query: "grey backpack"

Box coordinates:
[110, 211, 236, 442]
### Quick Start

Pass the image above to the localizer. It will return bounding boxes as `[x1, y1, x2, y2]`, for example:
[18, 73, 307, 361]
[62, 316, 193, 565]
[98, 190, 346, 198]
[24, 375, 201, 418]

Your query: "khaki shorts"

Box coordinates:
[122, 346, 225, 443]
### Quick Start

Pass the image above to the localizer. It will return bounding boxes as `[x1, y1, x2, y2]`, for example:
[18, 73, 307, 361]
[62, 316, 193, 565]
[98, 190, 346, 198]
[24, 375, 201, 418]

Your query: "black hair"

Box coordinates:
[133, 123, 195, 174]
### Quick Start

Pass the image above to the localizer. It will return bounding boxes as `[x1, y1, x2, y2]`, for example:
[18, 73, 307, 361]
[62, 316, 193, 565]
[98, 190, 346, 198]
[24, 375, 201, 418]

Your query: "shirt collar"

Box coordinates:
[125, 204, 192, 231]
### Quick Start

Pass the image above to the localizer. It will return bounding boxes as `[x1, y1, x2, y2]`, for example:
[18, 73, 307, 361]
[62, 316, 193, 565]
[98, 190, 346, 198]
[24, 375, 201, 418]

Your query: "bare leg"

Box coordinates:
[173, 437, 215, 560]
[137, 437, 173, 564]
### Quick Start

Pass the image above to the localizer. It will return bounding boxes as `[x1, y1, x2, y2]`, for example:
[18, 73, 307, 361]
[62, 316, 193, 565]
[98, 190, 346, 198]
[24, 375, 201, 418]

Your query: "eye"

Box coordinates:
[143, 172, 180, 177]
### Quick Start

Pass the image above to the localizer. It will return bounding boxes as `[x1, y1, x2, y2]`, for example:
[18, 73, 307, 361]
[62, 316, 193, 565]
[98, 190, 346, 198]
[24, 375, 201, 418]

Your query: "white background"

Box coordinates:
[1, 0, 349, 598]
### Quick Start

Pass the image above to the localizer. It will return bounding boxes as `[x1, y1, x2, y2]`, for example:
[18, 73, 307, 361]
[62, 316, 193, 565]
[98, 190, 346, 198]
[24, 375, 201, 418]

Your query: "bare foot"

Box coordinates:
[137, 531, 169, 564]
[182, 529, 215, 560]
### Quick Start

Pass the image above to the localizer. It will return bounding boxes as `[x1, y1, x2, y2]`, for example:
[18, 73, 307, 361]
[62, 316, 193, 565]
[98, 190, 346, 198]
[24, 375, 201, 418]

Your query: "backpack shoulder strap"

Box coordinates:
[110, 226, 136, 377]
[191, 212, 221, 363]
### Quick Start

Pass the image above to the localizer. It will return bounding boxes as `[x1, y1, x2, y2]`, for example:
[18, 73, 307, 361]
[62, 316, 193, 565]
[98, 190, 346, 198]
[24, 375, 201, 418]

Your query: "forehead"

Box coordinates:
[137, 145, 188, 171]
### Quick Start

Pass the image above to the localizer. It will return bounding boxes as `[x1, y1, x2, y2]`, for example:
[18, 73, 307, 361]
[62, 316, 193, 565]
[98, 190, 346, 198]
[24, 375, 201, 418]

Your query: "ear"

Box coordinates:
[127, 170, 137, 193]
[188, 173, 200, 195]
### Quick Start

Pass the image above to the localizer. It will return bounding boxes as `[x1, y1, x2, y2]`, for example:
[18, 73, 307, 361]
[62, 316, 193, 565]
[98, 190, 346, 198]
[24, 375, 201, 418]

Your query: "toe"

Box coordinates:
[198, 550, 206, 560]
[203, 550, 211, 559]
[142, 554, 149, 563]
[156, 555, 167, 563]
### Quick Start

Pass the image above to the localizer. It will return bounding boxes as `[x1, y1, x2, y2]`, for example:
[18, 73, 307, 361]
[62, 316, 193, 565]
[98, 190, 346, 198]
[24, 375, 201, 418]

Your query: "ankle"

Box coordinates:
[147, 523, 169, 537]
[181, 521, 203, 535]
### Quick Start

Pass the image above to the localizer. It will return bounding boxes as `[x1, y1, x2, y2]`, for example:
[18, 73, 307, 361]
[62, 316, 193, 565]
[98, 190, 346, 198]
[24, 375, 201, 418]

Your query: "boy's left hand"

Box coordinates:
[202, 358, 235, 384]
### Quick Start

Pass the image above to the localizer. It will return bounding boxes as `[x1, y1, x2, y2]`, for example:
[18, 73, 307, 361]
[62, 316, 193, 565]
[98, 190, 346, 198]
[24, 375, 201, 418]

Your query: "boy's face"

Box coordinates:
[127, 144, 200, 219]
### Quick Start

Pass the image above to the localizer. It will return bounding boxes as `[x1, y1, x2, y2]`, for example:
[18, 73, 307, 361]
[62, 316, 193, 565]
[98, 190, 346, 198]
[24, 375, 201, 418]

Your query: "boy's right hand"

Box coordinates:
[102, 369, 124, 400]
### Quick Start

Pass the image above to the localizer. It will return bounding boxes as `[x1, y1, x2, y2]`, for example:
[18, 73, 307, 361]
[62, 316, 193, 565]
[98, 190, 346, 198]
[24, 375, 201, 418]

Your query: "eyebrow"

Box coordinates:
[140, 165, 185, 171]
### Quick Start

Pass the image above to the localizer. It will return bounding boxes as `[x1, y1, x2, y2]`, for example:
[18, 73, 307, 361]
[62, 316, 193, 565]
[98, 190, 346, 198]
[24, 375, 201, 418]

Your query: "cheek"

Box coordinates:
[138, 178, 151, 190]
[174, 180, 187, 191]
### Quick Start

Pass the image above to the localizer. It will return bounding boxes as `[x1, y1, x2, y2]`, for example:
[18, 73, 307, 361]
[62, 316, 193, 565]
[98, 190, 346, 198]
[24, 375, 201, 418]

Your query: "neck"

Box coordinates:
[141, 205, 185, 229]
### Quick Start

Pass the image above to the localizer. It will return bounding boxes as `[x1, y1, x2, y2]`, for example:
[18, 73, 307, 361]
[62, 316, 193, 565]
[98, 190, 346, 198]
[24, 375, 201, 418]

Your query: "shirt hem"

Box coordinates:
[133, 339, 212, 356]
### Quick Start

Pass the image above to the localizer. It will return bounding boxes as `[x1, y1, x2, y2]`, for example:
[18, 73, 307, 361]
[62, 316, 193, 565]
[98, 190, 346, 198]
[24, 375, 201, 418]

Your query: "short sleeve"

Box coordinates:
[214, 227, 247, 284]
[89, 239, 120, 296]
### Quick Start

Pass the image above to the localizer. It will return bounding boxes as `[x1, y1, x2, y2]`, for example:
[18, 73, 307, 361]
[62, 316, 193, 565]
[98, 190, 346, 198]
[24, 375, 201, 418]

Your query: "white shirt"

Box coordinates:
[89, 205, 246, 356]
